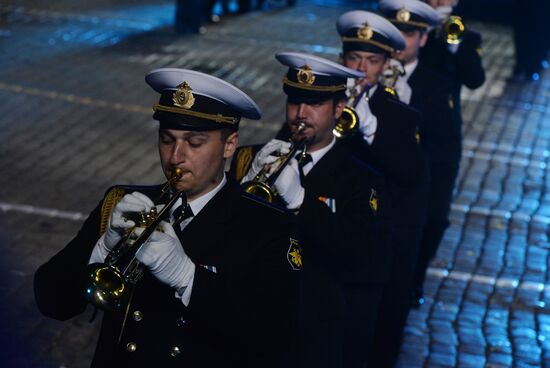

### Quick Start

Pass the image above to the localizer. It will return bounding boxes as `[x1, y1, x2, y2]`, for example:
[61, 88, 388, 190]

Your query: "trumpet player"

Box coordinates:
[34, 69, 302, 368]
[231, 52, 389, 368]
[420, 0, 485, 121]
[383, 0, 482, 318]
[335, 9, 432, 366]
[362, 0, 455, 365]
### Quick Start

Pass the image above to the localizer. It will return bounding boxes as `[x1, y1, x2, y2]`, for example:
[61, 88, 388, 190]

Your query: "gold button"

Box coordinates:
[126, 342, 137, 353]
[133, 310, 143, 322]
[170, 346, 181, 357]
[176, 317, 187, 327]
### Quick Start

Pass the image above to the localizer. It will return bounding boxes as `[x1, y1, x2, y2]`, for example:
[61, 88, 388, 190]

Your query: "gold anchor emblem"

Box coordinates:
[172, 82, 195, 109]
[397, 8, 411, 22]
[357, 23, 374, 40]
[297, 65, 316, 86]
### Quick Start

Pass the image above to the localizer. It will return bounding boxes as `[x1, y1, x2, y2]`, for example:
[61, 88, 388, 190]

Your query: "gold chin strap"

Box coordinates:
[341, 37, 395, 54]
[390, 19, 430, 30]
[282, 77, 346, 92]
[153, 103, 238, 124]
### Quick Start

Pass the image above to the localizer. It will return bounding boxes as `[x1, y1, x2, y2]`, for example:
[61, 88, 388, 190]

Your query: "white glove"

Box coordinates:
[435, 6, 452, 19]
[447, 43, 460, 54]
[274, 158, 304, 210]
[241, 139, 291, 183]
[136, 221, 195, 305]
[89, 191, 154, 264]
[355, 93, 378, 145]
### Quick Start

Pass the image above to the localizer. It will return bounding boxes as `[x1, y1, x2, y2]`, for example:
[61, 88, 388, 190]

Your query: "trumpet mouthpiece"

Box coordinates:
[171, 167, 183, 180]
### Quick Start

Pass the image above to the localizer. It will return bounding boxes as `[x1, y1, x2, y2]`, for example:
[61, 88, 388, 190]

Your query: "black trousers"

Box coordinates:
[414, 162, 459, 293]
[342, 285, 383, 368]
[367, 227, 423, 367]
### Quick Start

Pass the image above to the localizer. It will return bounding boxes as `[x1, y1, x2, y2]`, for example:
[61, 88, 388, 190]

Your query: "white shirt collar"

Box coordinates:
[403, 59, 419, 83]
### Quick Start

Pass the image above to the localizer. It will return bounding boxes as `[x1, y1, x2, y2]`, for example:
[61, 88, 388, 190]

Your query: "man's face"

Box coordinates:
[393, 30, 428, 65]
[286, 98, 344, 152]
[343, 51, 389, 86]
[425, 0, 458, 8]
[158, 128, 238, 200]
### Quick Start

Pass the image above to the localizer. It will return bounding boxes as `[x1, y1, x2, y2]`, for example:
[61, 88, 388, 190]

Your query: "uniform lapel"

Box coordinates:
[302, 144, 341, 193]
[178, 180, 239, 260]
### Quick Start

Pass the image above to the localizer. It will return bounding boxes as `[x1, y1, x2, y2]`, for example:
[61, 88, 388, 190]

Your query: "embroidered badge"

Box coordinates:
[287, 238, 302, 271]
[297, 65, 316, 86]
[415, 126, 420, 144]
[318, 196, 337, 213]
[357, 23, 373, 40]
[397, 8, 411, 22]
[369, 189, 379, 213]
[172, 81, 195, 109]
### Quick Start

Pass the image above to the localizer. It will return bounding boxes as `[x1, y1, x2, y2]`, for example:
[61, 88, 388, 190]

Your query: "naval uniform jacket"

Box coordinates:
[420, 27, 485, 138]
[231, 141, 389, 285]
[408, 62, 457, 163]
[341, 83, 424, 189]
[34, 179, 301, 368]
[339, 85, 428, 230]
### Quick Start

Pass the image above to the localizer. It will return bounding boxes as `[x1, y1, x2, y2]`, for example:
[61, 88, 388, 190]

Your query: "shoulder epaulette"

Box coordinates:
[235, 146, 255, 182]
[99, 184, 162, 236]
[100, 186, 126, 236]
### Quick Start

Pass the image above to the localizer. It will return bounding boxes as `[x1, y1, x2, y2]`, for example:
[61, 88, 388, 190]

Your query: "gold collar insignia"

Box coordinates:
[172, 82, 195, 109]
[297, 65, 316, 86]
[397, 8, 411, 22]
[357, 23, 374, 40]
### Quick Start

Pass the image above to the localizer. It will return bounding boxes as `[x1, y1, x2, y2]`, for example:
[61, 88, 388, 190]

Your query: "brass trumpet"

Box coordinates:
[382, 62, 405, 100]
[334, 80, 370, 138]
[241, 123, 307, 203]
[443, 15, 464, 45]
[84, 168, 185, 311]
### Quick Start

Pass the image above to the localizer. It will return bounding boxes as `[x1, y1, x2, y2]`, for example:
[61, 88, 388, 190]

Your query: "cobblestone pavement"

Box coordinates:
[1, 0, 549, 367]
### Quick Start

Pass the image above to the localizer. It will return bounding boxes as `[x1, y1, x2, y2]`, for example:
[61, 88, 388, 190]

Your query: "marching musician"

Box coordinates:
[420, 0, 485, 128]
[231, 52, 389, 368]
[364, 0, 455, 365]
[380, 0, 474, 316]
[335, 9, 431, 366]
[34, 69, 301, 368]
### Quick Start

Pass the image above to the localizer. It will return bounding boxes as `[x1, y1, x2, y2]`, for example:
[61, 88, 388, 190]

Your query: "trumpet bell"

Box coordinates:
[445, 16, 464, 45]
[84, 263, 126, 311]
[241, 180, 275, 203]
[334, 105, 359, 138]
[383, 86, 399, 99]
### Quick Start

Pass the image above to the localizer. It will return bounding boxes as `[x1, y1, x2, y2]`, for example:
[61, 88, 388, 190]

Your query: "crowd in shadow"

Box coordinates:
[175, 0, 296, 35]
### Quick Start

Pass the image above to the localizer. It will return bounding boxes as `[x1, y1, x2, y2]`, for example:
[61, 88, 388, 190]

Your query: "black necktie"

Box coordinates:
[172, 203, 194, 229]
[295, 152, 313, 183]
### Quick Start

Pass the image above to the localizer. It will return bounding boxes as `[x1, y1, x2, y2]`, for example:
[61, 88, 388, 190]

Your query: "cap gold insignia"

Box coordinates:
[397, 8, 411, 22]
[369, 189, 379, 213]
[287, 238, 302, 271]
[297, 65, 316, 86]
[357, 23, 374, 40]
[172, 82, 195, 109]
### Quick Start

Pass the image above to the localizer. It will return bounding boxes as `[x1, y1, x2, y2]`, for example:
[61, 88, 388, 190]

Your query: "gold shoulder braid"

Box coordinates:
[99, 187, 125, 236]
[235, 147, 255, 182]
